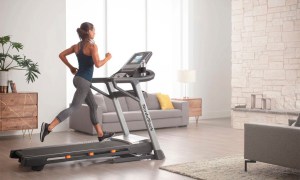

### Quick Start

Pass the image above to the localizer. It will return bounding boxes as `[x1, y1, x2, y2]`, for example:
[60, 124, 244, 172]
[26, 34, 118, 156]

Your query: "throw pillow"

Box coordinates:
[294, 113, 300, 127]
[156, 93, 174, 110]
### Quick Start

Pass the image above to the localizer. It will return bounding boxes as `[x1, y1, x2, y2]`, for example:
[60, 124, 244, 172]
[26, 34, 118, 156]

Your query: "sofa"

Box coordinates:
[69, 93, 189, 135]
[244, 120, 300, 171]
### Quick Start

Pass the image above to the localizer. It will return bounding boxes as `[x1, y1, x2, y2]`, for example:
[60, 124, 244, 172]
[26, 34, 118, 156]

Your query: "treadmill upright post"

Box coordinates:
[107, 81, 130, 136]
[133, 81, 165, 160]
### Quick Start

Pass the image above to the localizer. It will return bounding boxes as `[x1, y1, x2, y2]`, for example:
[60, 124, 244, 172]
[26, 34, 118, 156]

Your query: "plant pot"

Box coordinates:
[0, 70, 9, 93]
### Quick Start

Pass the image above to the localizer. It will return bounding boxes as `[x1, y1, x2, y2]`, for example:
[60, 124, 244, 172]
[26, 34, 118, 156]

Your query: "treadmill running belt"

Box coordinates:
[14, 140, 128, 157]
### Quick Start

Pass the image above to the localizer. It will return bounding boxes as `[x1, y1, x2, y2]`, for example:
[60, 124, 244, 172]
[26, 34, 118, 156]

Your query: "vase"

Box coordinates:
[0, 70, 9, 93]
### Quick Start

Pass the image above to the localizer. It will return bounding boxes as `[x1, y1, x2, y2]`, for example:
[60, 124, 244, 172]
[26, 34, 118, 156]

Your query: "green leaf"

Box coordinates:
[18, 56, 40, 83]
[12, 55, 22, 61]
[11, 42, 23, 51]
[0, 35, 10, 46]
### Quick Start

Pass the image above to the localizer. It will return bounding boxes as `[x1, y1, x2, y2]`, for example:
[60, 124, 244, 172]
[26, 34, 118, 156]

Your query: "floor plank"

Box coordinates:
[0, 118, 244, 180]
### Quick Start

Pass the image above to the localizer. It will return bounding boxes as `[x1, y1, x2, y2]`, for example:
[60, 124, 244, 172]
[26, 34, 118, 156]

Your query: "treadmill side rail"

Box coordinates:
[112, 154, 155, 163]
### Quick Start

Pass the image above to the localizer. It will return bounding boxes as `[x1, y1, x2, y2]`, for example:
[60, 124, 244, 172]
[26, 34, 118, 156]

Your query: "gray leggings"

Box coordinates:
[56, 76, 99, 125]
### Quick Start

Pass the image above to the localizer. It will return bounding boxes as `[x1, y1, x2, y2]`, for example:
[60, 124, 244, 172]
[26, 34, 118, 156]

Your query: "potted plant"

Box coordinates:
[0, 35, 40, 93]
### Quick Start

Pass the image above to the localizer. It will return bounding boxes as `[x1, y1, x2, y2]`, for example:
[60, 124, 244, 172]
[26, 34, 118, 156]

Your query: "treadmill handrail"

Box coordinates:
[92, 70, 155, 84]
[91, 70, 155, 100]
[90, 85, 110, 98]
[113, 70, 155, 83]
[111, 79, 139, 102]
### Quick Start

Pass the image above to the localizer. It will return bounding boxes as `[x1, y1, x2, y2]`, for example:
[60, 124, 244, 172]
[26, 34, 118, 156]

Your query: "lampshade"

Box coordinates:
[178, 70, 196, 83]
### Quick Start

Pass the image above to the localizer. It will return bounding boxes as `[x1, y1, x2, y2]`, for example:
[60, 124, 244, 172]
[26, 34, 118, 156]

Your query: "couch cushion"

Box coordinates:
[94, 94, 107, 113]
[125, 97, 140, 111]
[125, 93, 161, 111]
[103, 96, 128, 112]
[102, 109, 182, 123]
[146, 93, 160, 110]
[149, 109, 181, 119]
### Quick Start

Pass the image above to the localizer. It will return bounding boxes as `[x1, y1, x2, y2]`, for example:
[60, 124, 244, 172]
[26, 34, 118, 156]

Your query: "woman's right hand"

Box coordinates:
[105, 53, 112, 61]
[70, 67, 78, 75]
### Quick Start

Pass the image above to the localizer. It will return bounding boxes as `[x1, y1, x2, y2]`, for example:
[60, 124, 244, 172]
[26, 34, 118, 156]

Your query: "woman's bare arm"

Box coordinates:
[91, 44, 111, 68]
[59, 45, 77, 74]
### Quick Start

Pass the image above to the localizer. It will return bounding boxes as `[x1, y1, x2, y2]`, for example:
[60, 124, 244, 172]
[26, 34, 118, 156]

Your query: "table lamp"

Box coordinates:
[178, 70, 196, 99]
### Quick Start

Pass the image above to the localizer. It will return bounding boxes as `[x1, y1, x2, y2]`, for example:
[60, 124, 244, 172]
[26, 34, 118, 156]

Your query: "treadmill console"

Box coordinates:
[112, 51, 152, 78]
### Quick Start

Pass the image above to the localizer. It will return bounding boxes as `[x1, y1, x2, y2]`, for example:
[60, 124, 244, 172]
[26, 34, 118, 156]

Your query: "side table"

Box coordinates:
[172, 98, 202, 123]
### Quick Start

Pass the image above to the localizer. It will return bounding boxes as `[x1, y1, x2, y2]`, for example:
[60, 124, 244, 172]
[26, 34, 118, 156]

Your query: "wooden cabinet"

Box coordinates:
[173, 98, 202, 123]
[0, 92, 38, 131]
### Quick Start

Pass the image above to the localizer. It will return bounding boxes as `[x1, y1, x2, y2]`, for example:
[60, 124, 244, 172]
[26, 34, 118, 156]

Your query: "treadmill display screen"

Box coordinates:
[130, 54, 144, 64]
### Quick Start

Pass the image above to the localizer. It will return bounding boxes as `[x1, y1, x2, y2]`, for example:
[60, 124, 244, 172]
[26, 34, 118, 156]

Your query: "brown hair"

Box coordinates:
[76, 22, 94, 40]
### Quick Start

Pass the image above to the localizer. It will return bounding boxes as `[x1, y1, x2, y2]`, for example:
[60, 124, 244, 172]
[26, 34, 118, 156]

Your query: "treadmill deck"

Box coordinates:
[12, 140, 130, 158]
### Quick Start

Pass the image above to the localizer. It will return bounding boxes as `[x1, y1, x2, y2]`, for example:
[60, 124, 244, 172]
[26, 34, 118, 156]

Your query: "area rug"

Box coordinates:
[160, 156, 300, 180]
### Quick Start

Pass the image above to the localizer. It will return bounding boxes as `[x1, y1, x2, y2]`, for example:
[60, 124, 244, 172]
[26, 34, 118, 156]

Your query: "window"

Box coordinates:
[146, 0, 182, 97]
[66, 0, 187, 104]
[66, 0, 106, 104]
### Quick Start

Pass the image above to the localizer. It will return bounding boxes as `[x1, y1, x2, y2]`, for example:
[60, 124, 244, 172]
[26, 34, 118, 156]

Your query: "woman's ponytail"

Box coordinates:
[77, 28, 89, 40]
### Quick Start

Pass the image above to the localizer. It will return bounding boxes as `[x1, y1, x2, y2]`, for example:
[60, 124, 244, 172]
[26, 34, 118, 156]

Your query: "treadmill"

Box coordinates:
[10, 51, 165, 171]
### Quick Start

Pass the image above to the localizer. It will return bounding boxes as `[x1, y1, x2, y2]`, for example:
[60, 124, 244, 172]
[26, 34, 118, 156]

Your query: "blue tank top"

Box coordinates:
[75, 42, 94, 82]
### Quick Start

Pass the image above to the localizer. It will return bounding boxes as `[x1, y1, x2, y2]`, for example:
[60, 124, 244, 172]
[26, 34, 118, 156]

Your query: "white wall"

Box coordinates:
[189, 0, 232, 119]
[0, 0, 67, 136]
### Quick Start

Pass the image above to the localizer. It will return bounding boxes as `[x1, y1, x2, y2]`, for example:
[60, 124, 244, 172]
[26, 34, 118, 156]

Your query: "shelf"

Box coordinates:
[232, 108, 300, 116]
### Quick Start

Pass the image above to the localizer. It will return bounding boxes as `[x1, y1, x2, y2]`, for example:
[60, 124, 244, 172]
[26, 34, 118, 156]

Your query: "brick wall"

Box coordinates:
[231, 0, 300, 129]
[232, 0, 300, 110]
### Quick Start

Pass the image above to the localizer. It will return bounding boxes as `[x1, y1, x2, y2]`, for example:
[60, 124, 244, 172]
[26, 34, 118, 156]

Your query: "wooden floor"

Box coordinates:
[0, 118, 244, 180]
